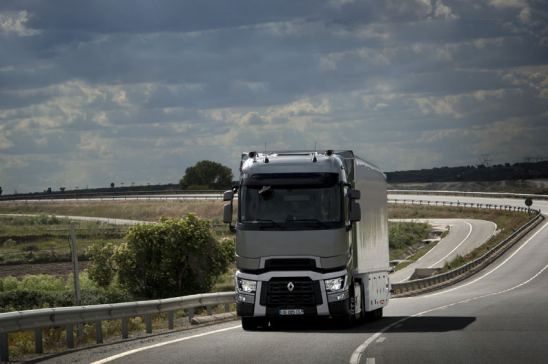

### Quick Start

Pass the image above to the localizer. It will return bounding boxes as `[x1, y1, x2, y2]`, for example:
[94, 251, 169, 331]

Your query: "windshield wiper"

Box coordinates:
[285, 218, 330, 229]
[244, 219, 283, 229]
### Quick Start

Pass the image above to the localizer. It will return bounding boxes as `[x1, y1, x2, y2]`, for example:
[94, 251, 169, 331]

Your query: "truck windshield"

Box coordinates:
[239, 173, 342, 229]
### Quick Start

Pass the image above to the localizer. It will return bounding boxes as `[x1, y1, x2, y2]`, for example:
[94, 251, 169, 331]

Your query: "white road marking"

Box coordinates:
[376, 337, 386, 343]
[422, 220, 547, 297]
[90, 325, 241, 364]
[350, 222, 548, 364]
[428, 221, 473, 268]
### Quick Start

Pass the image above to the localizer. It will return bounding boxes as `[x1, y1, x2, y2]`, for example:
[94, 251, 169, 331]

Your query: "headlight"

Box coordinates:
[325, 276, 346, 292]
[237, 278, 257, 293]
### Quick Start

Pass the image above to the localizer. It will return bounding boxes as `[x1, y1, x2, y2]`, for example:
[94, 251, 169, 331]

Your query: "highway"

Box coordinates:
[39, 209, 547, 363]
[3, 192, 546, 211]
[389, 194, 548, 214]
[390, 219, 497, 282]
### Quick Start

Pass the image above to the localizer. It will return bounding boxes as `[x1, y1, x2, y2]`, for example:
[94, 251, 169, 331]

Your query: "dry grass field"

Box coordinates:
[0, 200, 228, 222]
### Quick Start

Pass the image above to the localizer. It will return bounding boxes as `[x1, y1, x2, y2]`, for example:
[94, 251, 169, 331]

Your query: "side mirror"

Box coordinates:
[348, 189, 361, 200]
[349, 201, 361, 222]
[223, 204, 233, 224]
[223, 190, 234, 201]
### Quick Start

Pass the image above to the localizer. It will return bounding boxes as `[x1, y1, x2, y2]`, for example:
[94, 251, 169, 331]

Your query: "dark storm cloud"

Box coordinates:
[1, 0, 547, 192]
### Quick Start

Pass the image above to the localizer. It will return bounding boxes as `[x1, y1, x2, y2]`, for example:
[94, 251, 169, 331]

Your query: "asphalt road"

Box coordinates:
[40, 216, 548, 364]
[390, 219, 497, 282]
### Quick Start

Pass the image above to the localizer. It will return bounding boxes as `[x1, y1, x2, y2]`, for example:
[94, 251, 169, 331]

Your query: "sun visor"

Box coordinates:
[243, 173, 340, 187]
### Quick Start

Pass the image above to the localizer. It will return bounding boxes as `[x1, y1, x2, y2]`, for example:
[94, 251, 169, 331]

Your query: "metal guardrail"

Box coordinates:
[0, 190, 225, 202]
[2, 188, 548, 202]
[389, 189, 548, 201]
[0, 292, 235, 362]
[388, 198, 538, 213]
[391, 208, 545, 297]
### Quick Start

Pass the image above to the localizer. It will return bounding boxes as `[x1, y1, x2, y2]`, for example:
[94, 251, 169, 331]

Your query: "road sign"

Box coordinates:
[525, 198, 533, 207]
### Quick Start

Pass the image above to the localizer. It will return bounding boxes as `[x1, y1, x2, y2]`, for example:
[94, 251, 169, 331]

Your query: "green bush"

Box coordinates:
[0, 276, 18, 292]
[19, 274, 66, 291]
[86, 242, 116, 287]
[0, 273, 133, 312]
[0, 288, 132, 313]
[113, 214, 234, 299]
[389, 222, 430, 250]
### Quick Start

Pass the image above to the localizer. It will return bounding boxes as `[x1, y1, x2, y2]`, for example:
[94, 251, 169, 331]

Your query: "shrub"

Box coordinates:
[389, 222, 430, 250]
[19, 274, 66, 291]
[86, 242, 116, 287]
[0, 276, 19, 292]
[113, 214, 234, 299]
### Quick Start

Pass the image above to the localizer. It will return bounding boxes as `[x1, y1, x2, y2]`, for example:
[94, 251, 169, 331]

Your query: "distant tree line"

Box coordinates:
[386, 161, 548, 183]
[1, 160, 234, 198]
[1, 183, 183, 198]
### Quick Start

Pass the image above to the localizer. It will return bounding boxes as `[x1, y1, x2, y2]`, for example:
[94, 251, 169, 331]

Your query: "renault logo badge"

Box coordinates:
[287, 282, 295, 292]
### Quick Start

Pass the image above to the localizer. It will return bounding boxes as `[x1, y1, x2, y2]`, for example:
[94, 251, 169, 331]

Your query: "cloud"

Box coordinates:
[0, 0, 547, 192]
[0, 10, 40, 36]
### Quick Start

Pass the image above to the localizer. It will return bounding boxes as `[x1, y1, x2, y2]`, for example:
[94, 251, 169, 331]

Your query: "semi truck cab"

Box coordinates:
[223, 150, 390, 330]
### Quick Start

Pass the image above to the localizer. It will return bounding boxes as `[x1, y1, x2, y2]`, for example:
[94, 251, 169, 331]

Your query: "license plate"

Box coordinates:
[279, 309, 304, 316]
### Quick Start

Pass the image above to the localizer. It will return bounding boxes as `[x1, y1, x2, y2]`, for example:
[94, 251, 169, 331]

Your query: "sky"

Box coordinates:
[0, 0, 547, 193]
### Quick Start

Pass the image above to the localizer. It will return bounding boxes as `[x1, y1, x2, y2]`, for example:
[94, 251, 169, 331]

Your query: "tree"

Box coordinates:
[110, 182, 115, 188]
[111, 215, 234, 299]
[60, 187, 66, 192]
[0, 186, 2, 196]
[180, 160, 233, 190]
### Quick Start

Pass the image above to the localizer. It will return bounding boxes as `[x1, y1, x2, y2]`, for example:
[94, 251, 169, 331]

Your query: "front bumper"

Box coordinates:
[235, 269, 350, 318]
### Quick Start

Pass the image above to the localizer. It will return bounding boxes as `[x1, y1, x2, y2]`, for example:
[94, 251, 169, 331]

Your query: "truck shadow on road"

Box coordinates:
[265, 316, 476, 333]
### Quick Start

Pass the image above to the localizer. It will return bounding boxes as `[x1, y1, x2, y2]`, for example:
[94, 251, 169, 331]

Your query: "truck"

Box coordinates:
[223, 150, 390, 330]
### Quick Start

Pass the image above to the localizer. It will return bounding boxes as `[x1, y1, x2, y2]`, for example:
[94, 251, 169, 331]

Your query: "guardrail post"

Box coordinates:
[206, 305, 213, 316]
[145, 314, 152, 334]
[95, 320, 103, 344]
[187, 308, 195, 323]
[224, 303, 230, 313]
[34, 327, 43, 354]
[67, 324, 74, 349]
[168, 311, 174, 330]
[0, 333, 8, 362]
[121, 317, 129, 339]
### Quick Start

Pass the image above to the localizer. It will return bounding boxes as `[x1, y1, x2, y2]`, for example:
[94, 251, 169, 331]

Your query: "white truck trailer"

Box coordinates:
[223, 150, 390, 330]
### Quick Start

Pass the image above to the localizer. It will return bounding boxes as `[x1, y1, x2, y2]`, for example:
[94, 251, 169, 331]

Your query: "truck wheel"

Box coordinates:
[365, 307, 383, 321]
[241, 317, 267, 331]
[375, 307, 383, 320]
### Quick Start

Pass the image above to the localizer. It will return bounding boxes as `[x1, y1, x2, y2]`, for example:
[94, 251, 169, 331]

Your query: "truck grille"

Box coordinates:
[260, 278, 322, 307]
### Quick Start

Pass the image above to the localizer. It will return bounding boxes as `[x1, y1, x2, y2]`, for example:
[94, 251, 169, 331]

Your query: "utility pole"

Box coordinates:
[69, 224, 83, 340]
[69, 224, 81, 306]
